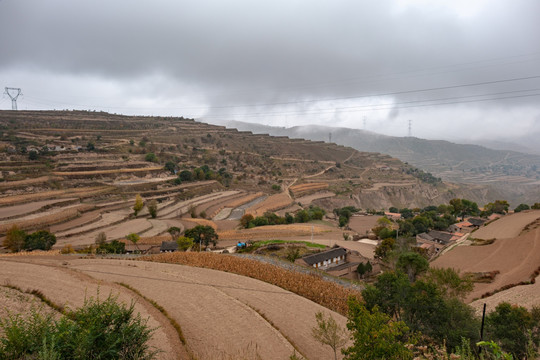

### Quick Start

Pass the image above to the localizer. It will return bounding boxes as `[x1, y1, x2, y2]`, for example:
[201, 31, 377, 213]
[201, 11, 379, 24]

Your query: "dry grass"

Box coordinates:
[245, 193, 292, 217]
[0, 250, 60, 257]
[289, 182, 329, 196]
[141, 252, 361, 315]
[0, 186, 113, 206]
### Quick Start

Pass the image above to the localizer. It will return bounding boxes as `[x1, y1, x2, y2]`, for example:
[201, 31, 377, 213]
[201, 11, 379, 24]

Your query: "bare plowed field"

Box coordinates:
[0, 187, 112, 206]
[56, 218, 152, 247]
[0, 258, 182, 360]
[289, 182, 329, 197]
[0, 198, 77, 220]
[473, 210, 540, 240]
[218, 223, 331, 241]
[245, 193, 293, 217]
[295, 191, 335, 205]
[348, 215, 382, 235]
[432, 226, 540, 302]
[469, 275, 540, 314]
[0, 256, 349, 359]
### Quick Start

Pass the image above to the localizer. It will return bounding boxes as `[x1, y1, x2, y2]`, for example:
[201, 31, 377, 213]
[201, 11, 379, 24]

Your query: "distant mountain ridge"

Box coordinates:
[205, 119, 540, 205]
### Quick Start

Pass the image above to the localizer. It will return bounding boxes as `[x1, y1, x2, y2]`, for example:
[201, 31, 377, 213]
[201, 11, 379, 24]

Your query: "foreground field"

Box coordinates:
[0, 255, 350, 360]
[432, 211, 540, 302]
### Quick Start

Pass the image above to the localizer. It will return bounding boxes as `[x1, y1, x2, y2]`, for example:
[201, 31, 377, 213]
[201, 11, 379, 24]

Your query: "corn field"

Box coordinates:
[142, 252, 361, 315]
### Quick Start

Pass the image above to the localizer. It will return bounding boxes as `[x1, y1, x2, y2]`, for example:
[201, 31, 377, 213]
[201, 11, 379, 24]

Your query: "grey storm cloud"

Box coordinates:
[1, 0, 539, 143]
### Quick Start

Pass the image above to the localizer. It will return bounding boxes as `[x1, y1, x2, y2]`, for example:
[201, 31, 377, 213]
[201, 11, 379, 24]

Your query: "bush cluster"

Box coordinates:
[240, 206, 325, 229]
[3, 226, 56, 252]
[0, 294, 157, 359]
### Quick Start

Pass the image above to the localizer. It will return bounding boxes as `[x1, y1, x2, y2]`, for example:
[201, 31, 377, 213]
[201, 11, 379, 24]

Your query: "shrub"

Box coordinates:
[0, 294, 158, 359]
[145, 152, 158, 162]
[133, 194, 144, 216]
[147, 200, 158, 219]
[3, 225, 27, 252]
[97, 240, 125, 254]
[24, 230, 56, 251]
[176, 236, 194, 251]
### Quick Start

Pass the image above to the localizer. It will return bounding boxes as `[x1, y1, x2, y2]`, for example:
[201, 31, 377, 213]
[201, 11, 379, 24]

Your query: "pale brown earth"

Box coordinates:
[0, 256, 349, 359]
[432, 226, 540, 302]
[69, 259, 348, 360]
[0, 257, 183, 360]
[0, 198, 77, 220]
[348, 215, 382, 236]
[56, 218, 152, 247]
[295, 191, 336, 205]
[473, 210, 540, 240]
[470, 275, 540, 314]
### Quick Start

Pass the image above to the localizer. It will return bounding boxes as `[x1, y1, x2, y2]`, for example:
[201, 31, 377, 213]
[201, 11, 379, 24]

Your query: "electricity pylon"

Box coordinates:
[4, 87, 22, 110]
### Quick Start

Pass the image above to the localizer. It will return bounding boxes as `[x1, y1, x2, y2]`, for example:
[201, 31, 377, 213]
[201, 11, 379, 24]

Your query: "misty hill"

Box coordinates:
[0, 110, 503, 211]
[206, 119, 540, 205]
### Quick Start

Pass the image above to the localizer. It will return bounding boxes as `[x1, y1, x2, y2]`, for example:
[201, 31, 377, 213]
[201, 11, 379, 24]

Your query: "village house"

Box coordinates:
[295, 247, 347, 270]
[125, 244, 159, 254]
[416, 230, 465, 258]
[160, 241, 179, 253]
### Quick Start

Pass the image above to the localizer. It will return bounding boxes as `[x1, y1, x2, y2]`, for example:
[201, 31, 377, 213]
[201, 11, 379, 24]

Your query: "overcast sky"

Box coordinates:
[1, 0, 539, 146]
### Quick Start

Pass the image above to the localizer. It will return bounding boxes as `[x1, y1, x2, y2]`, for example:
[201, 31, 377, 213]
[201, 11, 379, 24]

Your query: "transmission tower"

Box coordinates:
[363, 116, 366, 130]
[408, 119, 412, 137]
[4, 87, 22, 110]
[329, 132, 332, 143]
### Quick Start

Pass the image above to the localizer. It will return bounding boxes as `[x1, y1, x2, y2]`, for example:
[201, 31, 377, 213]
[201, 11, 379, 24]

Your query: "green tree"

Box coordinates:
[176, 236, 194, 251]
[240, 214, 254, 229]
[126, 233, 140, 252]
[3, 225, 27, 252]
[147, 200, 158, 219]
[396, 252, 429, 282]
[184, 225, 218, 249]
[178, 170, 193, 182]
[97, 240, 125, 254]
[374, 237, 395, 261]
[144, 152, 158, 162]
[423, 267, 473, 299]
[133, 194, 144, 216]
[28, 150, 38, 160]
[484, 200, 510, 215]
[311, 312, 348, 360]
[532, 203, 540, 210]
[164, 161, 177, 174]
[486, 302, 540, 359]
[343, 298, 412, 360]
[167, 226, 181, 241]
[514, 203, 530, 213]
[24, 230, 56, 251]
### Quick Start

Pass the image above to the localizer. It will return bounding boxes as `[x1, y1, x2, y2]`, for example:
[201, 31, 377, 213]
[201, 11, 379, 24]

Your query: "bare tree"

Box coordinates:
[312, 311, 348, 360]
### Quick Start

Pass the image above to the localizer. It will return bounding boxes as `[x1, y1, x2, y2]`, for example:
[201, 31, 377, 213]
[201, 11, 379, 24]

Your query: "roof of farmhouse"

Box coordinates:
[301, 247, 347, 266]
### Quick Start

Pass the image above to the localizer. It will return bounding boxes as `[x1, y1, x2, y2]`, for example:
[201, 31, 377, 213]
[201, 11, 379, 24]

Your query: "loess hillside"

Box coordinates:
[0, 110, 491, 249]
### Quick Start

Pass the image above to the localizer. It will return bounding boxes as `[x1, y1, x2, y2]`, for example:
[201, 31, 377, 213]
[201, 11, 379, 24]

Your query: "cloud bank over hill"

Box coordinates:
[1, 0, 539, 145]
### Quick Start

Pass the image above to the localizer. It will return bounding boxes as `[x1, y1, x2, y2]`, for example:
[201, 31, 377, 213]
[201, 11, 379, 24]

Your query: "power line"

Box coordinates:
[200, 89, 540, 119]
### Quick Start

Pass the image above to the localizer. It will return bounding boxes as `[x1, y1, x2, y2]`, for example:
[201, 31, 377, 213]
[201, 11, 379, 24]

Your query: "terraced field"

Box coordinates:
[0, 255, 349, 360]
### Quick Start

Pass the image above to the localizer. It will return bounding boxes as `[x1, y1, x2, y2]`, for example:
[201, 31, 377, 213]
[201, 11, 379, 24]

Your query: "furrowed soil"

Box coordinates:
[0, 255, 349, 360]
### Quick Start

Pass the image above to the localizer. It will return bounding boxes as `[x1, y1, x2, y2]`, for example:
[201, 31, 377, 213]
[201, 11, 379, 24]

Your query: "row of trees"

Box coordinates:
[239, 206, 325, 229]
[3, 226, 56, 252]
[174, 165, 232, 185]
